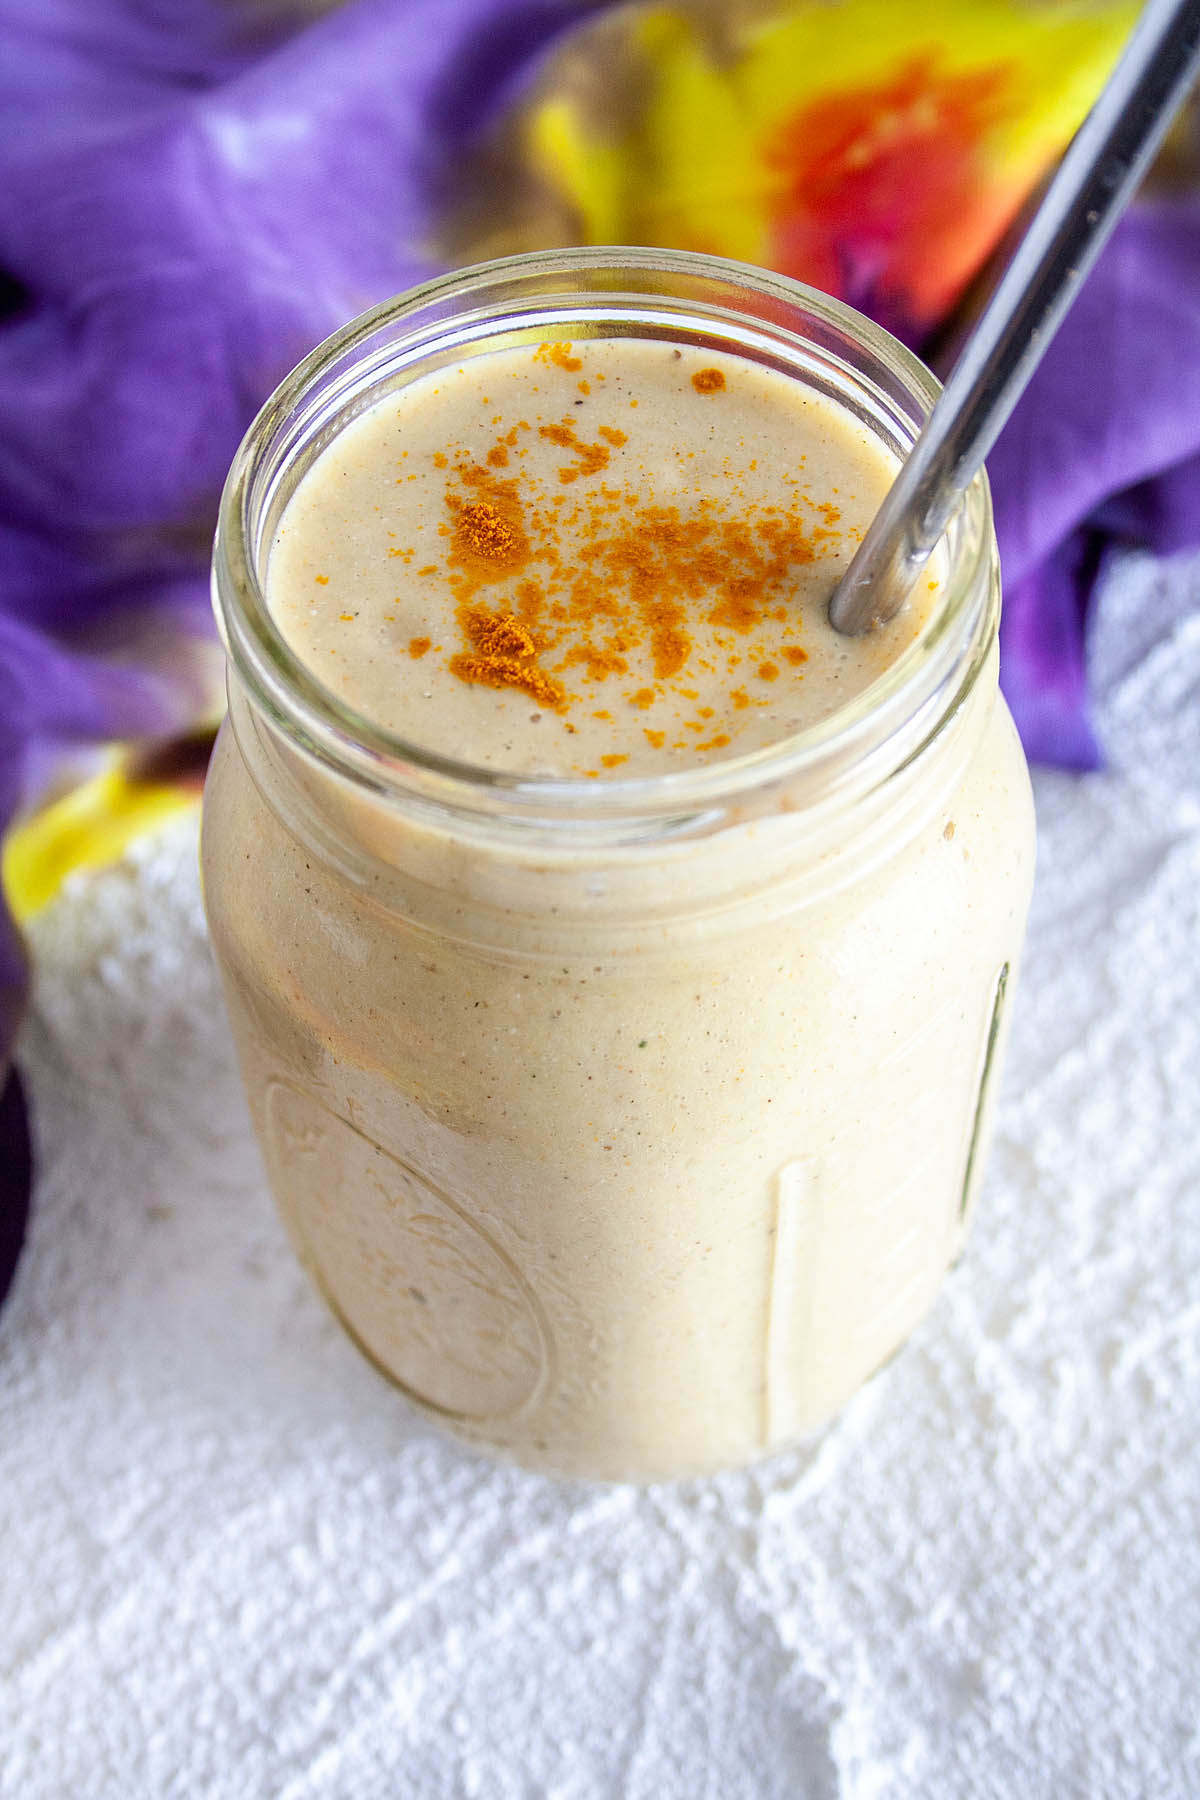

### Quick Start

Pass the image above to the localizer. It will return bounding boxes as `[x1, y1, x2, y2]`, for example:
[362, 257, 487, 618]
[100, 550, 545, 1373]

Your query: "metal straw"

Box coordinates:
[828, 0, 1200, 637]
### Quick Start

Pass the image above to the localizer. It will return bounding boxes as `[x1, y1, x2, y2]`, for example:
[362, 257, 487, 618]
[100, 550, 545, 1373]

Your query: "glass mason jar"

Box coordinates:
[202, 250, 1035, 1483]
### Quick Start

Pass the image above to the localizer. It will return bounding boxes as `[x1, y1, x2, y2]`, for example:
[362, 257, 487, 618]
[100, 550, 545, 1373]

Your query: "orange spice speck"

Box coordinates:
[643, 728, 666, 749]
[408, 636, 432, 658]
[314, 574, 329, 585]
[534, 341, 583, 372]
[465, 609, 537, 658]
[448, 606, 566, 710]
[601, 753, 628, 769]
[782, 645, 809, 665]
[538, 420, 612, 480]
[691, 368, 726, 394]
[450, 495, 529, 578]
[757, 661, 779, 681]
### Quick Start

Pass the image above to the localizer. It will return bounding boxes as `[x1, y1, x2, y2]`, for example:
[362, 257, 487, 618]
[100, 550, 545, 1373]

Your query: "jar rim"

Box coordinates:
[212, 247, 997, 836]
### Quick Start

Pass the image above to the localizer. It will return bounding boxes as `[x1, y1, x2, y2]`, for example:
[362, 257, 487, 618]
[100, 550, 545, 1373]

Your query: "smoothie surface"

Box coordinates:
[267, 337, 935, 778]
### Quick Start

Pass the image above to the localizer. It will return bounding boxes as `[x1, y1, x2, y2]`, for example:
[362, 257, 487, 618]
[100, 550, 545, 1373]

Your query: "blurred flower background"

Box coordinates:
[1, 0, 1198, 1303]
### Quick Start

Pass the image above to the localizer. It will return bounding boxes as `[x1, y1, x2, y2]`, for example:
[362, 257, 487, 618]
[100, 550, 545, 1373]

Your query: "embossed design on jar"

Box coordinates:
[764, 1140, 948, 1446]
[264, 1078, 552, 1421]
[958, 961, 1011, 1226]
[764, 1156, 821, 1446]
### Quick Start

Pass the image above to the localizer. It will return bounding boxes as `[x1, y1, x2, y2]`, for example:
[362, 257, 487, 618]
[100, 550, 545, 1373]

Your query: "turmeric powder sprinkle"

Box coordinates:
[448, 605, 567, 710]
[534, 341, 583, 373]
[450, 497, 528, 575]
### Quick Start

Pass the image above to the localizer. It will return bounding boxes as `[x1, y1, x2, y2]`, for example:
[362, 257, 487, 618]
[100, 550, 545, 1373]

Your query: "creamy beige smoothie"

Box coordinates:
[203, 263, 1035, 1481]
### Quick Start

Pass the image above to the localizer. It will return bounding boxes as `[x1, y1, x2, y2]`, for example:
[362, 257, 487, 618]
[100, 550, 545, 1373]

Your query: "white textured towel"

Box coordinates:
[2, 548, 1199, 1799]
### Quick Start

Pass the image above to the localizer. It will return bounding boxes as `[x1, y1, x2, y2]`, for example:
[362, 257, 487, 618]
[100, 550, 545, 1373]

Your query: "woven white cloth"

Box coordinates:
[2, 547, 1199, 1799]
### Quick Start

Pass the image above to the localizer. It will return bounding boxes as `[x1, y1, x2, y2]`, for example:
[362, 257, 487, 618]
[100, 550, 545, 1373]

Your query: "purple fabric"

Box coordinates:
[991, 201, 1200, 768]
